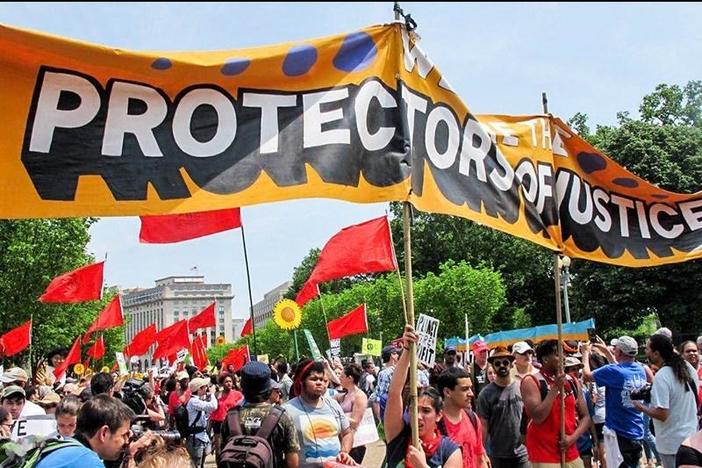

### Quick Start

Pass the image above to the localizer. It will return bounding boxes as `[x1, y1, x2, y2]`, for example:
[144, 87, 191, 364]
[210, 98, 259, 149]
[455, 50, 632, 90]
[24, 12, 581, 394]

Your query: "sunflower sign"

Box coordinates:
[273, 299, 302, 330]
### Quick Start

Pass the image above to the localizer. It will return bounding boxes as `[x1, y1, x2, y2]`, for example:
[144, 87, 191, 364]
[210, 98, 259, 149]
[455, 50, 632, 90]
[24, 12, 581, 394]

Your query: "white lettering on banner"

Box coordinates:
[415, 313, 440, 368]
[11, 415, 57, 441]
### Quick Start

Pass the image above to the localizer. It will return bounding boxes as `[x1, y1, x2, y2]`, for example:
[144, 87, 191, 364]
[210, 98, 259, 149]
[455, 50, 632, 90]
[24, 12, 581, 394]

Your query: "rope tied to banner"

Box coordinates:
[393, 3, 418, 32]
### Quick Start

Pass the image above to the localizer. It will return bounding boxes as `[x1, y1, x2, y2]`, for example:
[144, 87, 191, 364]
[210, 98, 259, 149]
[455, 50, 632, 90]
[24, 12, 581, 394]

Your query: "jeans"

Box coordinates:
[616, 435, 643, 468]
[186, 436, 211, 467]
[642, 414, 659, 462]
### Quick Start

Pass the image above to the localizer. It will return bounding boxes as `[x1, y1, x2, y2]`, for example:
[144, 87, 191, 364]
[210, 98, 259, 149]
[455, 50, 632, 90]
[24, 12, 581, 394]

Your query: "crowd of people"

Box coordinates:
[1, 326, 701, 468]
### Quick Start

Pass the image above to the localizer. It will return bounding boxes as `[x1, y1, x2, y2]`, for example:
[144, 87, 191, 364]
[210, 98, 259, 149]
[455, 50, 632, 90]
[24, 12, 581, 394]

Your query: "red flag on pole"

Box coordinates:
[327, 304, 368, 340]
[222, 345, 249, 373]
[240, 318, 252, 337]
[139, 208, 242, 243]
[153, 320, 190, 359]
[190, 334, 209, 370]
[86, 336, 106, 360]
[84, 295, 123, 343]
[124, 324, 157, 357]
[188, 302, 216, 331]
[296, 216, 396, 306]
[0, 320, 32, 357]
[39, 261, 105, 303]
[53, 335, 81, 379]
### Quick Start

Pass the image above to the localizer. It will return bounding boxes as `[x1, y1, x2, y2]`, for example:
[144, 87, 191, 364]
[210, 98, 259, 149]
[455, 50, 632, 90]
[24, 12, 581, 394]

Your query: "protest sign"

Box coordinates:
[416, 314, 440, 368]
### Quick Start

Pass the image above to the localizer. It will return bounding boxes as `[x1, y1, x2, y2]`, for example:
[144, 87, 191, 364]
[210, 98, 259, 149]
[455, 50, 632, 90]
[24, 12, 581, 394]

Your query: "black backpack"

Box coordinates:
[219, 406, 285, 468]
[173, 403, 203, 438]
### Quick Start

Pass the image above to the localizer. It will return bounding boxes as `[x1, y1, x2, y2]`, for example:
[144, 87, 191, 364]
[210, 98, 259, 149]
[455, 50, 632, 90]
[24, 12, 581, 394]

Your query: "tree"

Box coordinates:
[0, 219, 125, 369]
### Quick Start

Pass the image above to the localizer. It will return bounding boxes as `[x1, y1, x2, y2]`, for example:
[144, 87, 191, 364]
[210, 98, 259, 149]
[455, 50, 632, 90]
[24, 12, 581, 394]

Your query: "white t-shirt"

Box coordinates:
[20, 400, 46, 417]
[650, 362, 699, 454]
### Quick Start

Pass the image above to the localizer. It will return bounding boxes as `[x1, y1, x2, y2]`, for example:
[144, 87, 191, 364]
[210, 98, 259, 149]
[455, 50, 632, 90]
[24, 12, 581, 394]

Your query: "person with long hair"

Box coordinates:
[384, 325, 462, 468]
[334, 363, 369, 464]
[633, 333, 700, 468]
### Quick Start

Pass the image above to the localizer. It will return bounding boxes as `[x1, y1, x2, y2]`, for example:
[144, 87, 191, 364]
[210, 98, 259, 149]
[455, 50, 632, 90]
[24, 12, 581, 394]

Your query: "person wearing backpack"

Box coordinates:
[184, 377, 217, 467]
[521, 339, 592, 468]
[220, 361, 300, 468]
[436, 366, 488, 468]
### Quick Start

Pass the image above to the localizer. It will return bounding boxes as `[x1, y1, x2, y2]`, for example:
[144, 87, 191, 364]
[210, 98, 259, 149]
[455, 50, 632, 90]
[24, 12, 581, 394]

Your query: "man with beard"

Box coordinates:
[477, 346, 529, 468]
[283, 359, 354, 467]
[437, 367, 487, 468]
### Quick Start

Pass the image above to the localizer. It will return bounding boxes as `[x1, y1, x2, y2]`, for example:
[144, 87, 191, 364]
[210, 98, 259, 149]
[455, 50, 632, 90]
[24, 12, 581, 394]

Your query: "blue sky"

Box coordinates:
[3, 3, 701, 319]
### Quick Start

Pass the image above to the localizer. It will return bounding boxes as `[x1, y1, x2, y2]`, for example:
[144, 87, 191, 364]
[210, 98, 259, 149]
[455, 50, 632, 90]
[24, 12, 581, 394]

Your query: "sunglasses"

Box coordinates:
[492, 359, 512, 367]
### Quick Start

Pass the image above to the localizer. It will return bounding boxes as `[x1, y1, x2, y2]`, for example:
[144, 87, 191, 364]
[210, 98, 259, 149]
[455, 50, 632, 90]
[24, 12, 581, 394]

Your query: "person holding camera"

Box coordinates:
[583, 336, 648, 468]
[184, 377, 218, 467]
[631, 334, 700, 468]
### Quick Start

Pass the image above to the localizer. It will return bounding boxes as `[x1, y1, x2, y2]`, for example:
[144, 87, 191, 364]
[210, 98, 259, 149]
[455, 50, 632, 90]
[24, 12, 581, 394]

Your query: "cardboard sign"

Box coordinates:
[361, 338, 382, 356]
[351, 408, 379, 448]
[10, 415, 57, 441]
[416, 314, 440, 368]
[115, 352, 129, 376]
[303, 329, 322, 360]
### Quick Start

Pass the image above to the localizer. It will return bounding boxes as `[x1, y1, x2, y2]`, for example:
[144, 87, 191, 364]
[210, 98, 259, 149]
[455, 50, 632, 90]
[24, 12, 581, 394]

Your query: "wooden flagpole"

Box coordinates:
[240, 223, 258, 355]
[403, 202, 419, 448]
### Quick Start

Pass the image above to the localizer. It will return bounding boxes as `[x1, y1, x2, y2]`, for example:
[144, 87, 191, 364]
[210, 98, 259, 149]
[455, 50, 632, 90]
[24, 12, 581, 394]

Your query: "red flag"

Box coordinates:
[188, 303, 216, 331]
[139, 208, 242, 243]
[222, 345, 249, 373]
[240, 318, 252, 337]
[86, 336, 105, 360]
[124, 324, 157, 357]
[39, 261, 105, 303]
[0, 320, 32, 357]
[296, 216, 396, 306]
[189, 335, 209, 370]
[84, 295, 123, 343]
[327, 304, 368, 340]
[153, 320, 190, 359]
[53, 335, 81, 378]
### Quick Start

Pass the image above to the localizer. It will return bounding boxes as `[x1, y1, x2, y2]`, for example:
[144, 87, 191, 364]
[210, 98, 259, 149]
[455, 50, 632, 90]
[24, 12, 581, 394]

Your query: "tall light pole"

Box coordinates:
[559, 255, 572, 323]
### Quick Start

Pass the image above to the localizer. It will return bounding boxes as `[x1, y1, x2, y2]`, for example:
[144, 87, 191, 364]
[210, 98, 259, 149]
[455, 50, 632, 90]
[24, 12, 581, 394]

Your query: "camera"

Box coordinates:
[121, 378, 150, 416]
[587, 327, 597, 344]
[629, 384, 652, 403]
[131, 424, 182, 445]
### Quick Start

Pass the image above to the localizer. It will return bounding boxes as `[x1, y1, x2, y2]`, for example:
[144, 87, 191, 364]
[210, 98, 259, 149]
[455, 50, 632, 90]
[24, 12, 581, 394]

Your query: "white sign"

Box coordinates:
[330, 339, 341, 357]
[10, 415, 57, 441]
[115, 352, 129, 376]
[416, 313, 440, 368]
[352, 408, 379, 447]
[176, 348, 188, 363]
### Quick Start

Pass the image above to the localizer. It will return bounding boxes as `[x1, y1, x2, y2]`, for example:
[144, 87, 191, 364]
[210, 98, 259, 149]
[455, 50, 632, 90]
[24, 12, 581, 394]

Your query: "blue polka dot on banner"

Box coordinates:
[282, 45, 318, 76]
[221, 58, 251, 76]
[613, 177, 639, 188]
[576, 152, 607, 174]
[333, 32, 377, 72]
[151, 58, 172, 70]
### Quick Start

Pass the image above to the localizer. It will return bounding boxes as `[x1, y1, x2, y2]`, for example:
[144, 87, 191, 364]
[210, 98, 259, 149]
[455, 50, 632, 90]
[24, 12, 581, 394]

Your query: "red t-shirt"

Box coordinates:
[168, 389, 191, 415]
[210, 389, 244, 422]
[442, 411, 484, 468]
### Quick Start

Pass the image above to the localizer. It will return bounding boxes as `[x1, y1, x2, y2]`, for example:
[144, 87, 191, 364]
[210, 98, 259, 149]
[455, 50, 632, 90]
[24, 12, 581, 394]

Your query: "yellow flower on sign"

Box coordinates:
[216, 335, 226, 346]
[273, 299, 302, 330]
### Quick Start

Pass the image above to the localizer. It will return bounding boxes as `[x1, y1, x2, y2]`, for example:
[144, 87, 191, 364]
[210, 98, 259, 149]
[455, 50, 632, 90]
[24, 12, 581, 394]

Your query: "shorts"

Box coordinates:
[531, 459, 584, 468]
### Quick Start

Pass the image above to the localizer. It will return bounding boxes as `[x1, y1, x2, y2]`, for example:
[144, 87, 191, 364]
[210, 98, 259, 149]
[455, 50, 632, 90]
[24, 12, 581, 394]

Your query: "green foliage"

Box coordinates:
[639, 81, 702, 127]
[0, 219, 124, 369]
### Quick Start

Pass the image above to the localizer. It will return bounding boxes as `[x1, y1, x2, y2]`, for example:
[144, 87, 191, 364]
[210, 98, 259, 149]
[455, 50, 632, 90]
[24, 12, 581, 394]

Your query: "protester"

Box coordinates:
[384, 325, 462, 467]
[477, 346, 528, 468]
[677, 429, 702, 467]
[36, 391, 61, 414]
[209, 373, 243, 458]
[168, 371, 191, 417]
[511, 341, 537, 382]
[55, 395, 81, 438]
[1, 367, 45, 416]
[0, 407, 12, 439]
[283, 358, 355, 466]
[221, 361, 299, 468]
[184, 376, 218, 466]
[522, 339, 592, 467]
[269, 380, 283, 405]
[277, 361, 294, 401]
[565, 356, 598, 468]
[633, 333, 700, 468]
[370, 343, 401, 420]
[583, 336, 647, 468]
[90, 372, 114, 397]
[359, 359, 377, 397]
[334, 363, 369, 464]
[142, 383, 166, 430]
[471, 340, 489, 395]
[437, 366, 487, 468]
[1, 386, 28, 421]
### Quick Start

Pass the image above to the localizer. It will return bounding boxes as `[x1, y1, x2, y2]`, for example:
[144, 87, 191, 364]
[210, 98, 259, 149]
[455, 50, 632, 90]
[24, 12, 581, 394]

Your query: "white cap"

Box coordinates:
[613, 336, 638, 357]
[654, 327, 672, 339]
[512, 341, 533, 355]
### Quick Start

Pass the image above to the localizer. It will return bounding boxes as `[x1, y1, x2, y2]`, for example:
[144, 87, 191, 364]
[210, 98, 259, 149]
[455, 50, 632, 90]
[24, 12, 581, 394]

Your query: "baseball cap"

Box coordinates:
[37, 392, 61, 406]
[444, 345, 457, 354]
[1, 385, 26, 400]
[472, 340, 488, 353]
[654, 327, 673, 339]
[382, 345, 401, 362]
[614, 336, 638, 357]
[241, 361, 273, 395]
[175, 371, 189, 381]
[188, 377, 211, 393]
[512, 341, 533, 355]
[0, 367, 29, 383]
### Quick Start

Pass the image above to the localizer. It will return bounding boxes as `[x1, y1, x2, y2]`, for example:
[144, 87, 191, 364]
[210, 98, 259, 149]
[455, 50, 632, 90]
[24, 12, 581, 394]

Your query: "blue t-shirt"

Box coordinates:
[35, 444, 105, 468]
[592, 361, 647, 439]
